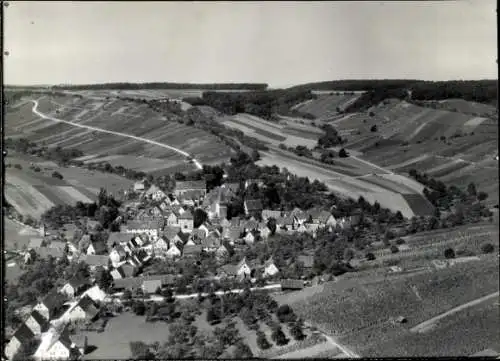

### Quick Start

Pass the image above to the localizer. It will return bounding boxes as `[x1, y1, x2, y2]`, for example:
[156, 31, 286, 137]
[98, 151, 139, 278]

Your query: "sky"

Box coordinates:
[3, 1, 497, 87]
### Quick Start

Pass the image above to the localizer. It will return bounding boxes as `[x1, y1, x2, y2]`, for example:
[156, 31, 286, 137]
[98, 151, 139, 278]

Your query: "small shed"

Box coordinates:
[281, 279, 305, 290]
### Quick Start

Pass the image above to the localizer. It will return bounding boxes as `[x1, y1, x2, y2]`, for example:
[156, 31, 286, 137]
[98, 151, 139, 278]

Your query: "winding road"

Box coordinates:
[31, 99, 203, 170]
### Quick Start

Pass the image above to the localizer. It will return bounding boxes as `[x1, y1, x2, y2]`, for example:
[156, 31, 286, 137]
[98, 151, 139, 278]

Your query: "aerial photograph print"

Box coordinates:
[2, 0, 498, 359]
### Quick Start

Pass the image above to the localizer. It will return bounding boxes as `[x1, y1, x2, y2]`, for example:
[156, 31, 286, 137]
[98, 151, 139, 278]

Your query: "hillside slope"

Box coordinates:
[5, 95, 235, 175]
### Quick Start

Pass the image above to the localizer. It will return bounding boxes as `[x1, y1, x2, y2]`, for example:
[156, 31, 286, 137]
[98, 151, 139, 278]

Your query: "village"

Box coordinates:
[5, 177, 358, 360]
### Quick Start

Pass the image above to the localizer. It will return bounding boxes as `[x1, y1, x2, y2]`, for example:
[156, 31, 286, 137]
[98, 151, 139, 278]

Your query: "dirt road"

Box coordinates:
[410, 291, 500, 333]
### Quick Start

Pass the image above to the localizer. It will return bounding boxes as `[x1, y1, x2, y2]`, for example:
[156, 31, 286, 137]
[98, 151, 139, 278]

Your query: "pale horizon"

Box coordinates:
[3, 1, 497, 87]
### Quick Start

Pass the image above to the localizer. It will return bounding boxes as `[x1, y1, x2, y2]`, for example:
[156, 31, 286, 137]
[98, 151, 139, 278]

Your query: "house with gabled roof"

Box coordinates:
[230, 217, 242, 228]
[152, 236, 170, 257]
[183, 244, 203, 257]
[107, 232, 132, 249]
[178, 210, 194, 231]
[81, 254, 109, 270]
[298, 255, 315, 270]
[223, 227, 242, 243]
[244, 231, 258, 245]
[190, 228, 207, 244]
[201, 232, 221, 252]
[220, 218, 231, 228]
[259, 223, 272, 240]
[174, 180, 207, 196]
[244, 199, 263, 217]
[35, 327, 82, 361]
[215, 244, 229, 260]
[244, 179, 264, 189]
[109, 244, 129, 265]
[145, 185, 167, 201]
[86, 238, 107, 255]
[33, 290, 62, 321]
[49, 240, 66, 252]
[134, 181, 145, 192]
[276, 215, 296, 232]
[244, 219, 259, 232]
[163, 225, 181, 241]
[121, 219, 164, 237]
[4, 323, 36, 360]
[290, 208, 308, 225]
[262, 256, 279, 278]
[110, 266, 126, 280]
[37, 247, 65, 260]
[67, 295, 100, 322]
[165, 210, 179, 226]
[166, 243, 181, 259]
[60, 277, 91, 298]
[24, 310, 50, 336]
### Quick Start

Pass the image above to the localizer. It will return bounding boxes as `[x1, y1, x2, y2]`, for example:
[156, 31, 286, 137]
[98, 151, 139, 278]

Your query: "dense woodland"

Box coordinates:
[288, 80, 498, 113]
[51, 83, 268, 90]
[183, 89, 316, 120]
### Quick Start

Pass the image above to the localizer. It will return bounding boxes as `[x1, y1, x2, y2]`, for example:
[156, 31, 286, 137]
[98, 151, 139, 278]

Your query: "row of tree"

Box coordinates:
[52, 82, 268, 90]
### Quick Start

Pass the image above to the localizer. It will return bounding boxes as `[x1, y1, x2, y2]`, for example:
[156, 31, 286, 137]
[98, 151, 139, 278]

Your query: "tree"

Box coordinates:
[287, 323, 303, 342]
[395, 238, 405, 245]
[276, 304, 296, 323]
[267, 218, 277, 235]
[343, 248, 355, 262]
[370, 124, 378, 132]
[271, 326, 289, 346]
[256, 330, 271, 350]
[129, 341, 154, 359]
[251, 149, 261, 162]
[233, 341, 253, 358]
[339, 148, 349, 158]
[444, 248, 456, 259]
[481, 243, 494, 254]
[214, 321, 240, 347]
[477, 192, 489, 201]
[467, 182, 477, 197]
[133, 301, 146, 316]
[390, 245, 399, 254]
[95, 267, 112, 291]
[365, 252, 376, 261]
[51, 171, 63, 180]
[193, 208, 208, 228]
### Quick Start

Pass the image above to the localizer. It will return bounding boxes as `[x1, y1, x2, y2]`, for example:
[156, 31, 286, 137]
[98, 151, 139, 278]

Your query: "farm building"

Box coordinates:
[174, 180, 207, 196]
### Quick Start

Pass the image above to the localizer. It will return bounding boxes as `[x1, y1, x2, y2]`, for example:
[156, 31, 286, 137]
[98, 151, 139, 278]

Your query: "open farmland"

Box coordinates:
[290, 257, 499, 343]
[4, 153, 133, 219]
[257, 149, 432, 218]
[4, 95, 235, 173]
[221, 113, 321, 148]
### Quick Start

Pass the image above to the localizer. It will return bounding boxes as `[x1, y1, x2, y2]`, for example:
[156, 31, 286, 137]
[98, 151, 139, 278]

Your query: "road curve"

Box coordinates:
[31, 100, 203, 170]
[410, 291, 500, 333]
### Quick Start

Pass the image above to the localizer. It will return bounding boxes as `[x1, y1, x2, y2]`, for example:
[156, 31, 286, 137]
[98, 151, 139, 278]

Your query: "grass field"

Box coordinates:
[290, 257, 499, 338]
[4, 153, 134, 218]
[294, 94, 361, 119]
[81, 313, 170, 360]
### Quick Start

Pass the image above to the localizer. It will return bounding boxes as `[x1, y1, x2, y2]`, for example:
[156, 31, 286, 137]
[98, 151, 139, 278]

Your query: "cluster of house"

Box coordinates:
[5, 282, 106, 360]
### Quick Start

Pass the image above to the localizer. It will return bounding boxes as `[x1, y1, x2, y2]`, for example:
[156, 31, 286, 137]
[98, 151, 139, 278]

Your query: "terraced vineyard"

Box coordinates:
[293, 93, 362, 119]
[292, 258, 499, 337]
[5, 95, 235, 173]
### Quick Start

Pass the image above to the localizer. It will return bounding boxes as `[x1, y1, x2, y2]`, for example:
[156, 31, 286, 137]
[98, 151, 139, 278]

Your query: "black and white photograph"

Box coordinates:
[2, 1, 498, 359]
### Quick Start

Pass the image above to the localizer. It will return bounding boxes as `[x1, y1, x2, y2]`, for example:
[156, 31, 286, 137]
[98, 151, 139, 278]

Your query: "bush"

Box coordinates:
[395, 238, 405, 245]
[52, 171, 63, 180]
[365, 252, 376, 261]
[290, 322, 306, 341]
[339, 148, 349, 158]
[390, 245, 399, 254]
[256, 330, 271, 350]
[481, 243, 495, 254]
[14, 164, 22, 170]
[271, 326, 289, 346]
[370, 125, 378, 132]
[276, 304, 296, 324]
[444, 248, 456, 259]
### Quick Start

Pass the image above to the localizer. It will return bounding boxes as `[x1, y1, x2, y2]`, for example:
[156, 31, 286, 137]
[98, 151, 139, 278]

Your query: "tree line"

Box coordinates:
[51, 82, 268, 90]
